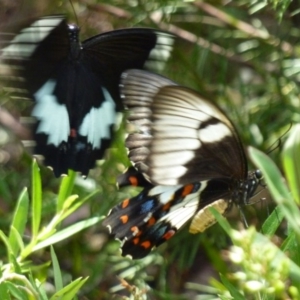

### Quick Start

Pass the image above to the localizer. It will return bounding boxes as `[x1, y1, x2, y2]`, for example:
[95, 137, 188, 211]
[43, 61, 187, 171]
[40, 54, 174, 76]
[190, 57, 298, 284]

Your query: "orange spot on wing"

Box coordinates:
[133, 237, 140, 245]
[147, 217, 156, 226]
[122, 199, 130, 208]
[162, 203, 171, 211]
[141, 240, 151, 249]
[131, 226, 139, 235]
[163, 230, 176, 241]
[182, 184, 194, 196]
[129, 176, 138, 186]
[120, 215, 128, 224]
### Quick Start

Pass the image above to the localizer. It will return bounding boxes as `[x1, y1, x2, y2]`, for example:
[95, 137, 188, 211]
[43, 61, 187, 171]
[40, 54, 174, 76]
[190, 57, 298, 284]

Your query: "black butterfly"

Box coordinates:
[0, 15, 174, 177]
[102, 69, 262, 259]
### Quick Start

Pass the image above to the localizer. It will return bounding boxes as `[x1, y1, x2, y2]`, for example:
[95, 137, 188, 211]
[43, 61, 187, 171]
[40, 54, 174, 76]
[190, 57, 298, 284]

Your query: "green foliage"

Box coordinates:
[1, 0, 300, 299]
[200, 131, 300, 299]
[0, 161, 99, 299]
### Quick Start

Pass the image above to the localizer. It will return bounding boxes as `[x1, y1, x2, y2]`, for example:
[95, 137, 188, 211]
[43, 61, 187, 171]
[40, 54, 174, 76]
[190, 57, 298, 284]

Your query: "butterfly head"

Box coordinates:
[234, 169, 263, 205]
[68, 24, 80, 38]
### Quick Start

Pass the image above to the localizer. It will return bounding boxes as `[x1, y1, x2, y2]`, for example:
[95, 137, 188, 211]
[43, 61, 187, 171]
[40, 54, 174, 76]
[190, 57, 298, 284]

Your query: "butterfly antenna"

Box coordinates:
[69, 0, 79, 26]
[267, 122, 293, 154]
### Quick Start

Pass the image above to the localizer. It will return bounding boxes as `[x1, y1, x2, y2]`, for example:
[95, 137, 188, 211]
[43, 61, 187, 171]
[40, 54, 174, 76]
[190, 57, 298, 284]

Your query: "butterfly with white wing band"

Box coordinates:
[103, 69, 262, 259]
[0, 16, 174, 177]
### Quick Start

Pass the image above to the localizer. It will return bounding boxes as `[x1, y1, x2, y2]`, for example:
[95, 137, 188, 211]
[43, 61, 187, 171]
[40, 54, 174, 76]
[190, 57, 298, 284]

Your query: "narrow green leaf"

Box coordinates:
[61, 195, 79, 211]
[50, 277, 88, 300]
[57, 170, 76, 212]
[62, 277, 89, 300]
[219, 274, 244, 300]
[8, 227, 25, 257]
[249, 147, 300, 238]
[60, 190, 100, 221]
[36, 284, 48, 300]
[10, 253, 22, 274]
[261, 206, 284, 236]
[0, 230, 14, 259]
[209, 207, 231, 236]
[0, 282, 10, 300]
[281, 231, 300, 271]
[249, 147, 292, 202]
[28, 274, 48, 300]
[5, 282, 25, 300]
[61, 277, 88, 300]
[282, 123, 300, 204]
[8, 188, 29, 256]
[282, 230, 297, 252]
[32, 216, 103, 252]
[31, 159, 42, 239]
[51, 246, 63, 292]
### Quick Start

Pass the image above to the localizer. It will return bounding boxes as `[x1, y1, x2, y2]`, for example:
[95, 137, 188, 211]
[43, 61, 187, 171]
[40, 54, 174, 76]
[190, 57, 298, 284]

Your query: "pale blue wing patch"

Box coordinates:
[32, 79, 69, 146]
[78, 87, 116, 149]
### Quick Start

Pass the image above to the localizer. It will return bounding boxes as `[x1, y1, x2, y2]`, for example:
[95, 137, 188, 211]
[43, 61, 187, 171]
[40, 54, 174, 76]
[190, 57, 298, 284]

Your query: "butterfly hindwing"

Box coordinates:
[0, 17, 174, 177]
[117, 166, 153, 189]
[103, 167, 222, 258]
[104, 171, 235, 258]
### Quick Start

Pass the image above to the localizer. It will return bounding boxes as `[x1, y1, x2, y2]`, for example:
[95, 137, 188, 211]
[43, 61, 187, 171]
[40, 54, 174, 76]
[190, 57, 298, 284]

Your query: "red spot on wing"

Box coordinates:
[162, 230, 176, 241]
[182, 184, 194, 196]
[120, 215, 129, 224]
[70, 128, 77, 138]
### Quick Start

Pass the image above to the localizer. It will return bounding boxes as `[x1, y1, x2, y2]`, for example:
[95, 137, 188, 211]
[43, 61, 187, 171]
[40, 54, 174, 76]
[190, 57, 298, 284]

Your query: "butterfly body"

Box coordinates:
[0, 16, 174, 176]
[103, 70, 262, 259]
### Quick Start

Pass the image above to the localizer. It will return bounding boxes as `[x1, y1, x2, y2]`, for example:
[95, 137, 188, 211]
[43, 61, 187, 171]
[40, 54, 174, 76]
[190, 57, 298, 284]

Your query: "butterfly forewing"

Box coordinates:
[148, 86, 247, 185]
[1, 16, 69, 94]
[0, 17, 174, 177]
[83, 28, 173, 111]
[121, 70, 247, 186]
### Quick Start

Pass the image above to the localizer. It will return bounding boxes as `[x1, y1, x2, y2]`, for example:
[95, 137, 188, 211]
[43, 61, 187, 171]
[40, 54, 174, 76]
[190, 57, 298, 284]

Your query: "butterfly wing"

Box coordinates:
[103, 168, 232, 258]
[117, 166, 153, 189]
[120, 69, 247, 186]
[104, 70, 260, 258]
[0, 15, 69, 95]
[82, 28, 174, 110]
[103, 167, 208, 258]
[0, 18, 174, 177]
